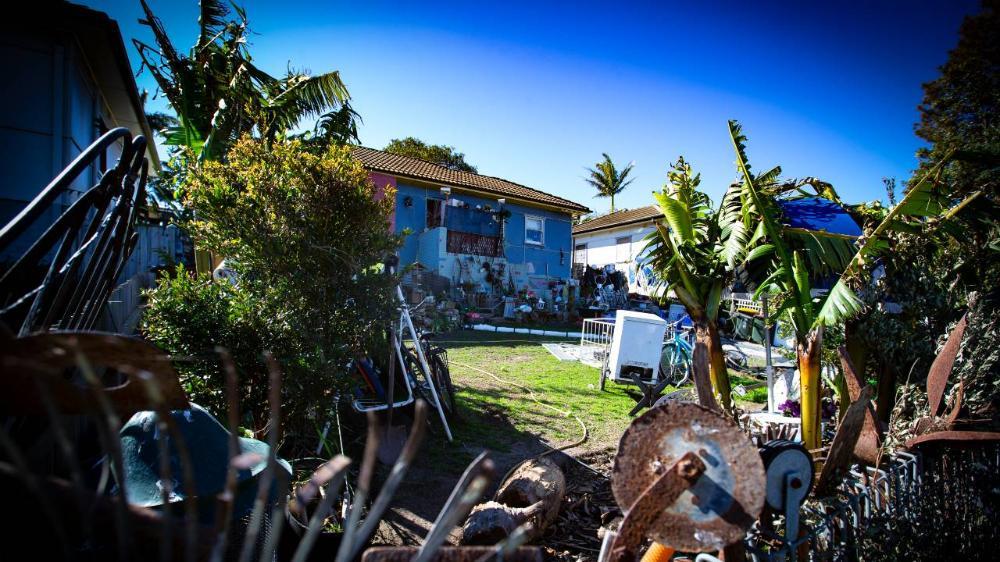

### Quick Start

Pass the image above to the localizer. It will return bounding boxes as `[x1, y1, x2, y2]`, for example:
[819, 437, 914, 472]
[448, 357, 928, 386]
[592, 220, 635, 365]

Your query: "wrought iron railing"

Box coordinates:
[446, 230, 503, 257]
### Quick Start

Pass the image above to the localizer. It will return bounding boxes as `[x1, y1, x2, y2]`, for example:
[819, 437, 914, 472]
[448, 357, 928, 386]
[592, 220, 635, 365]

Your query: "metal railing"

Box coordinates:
[0, 127, 148, 335]
[446, 230, 503, 257]
[580, 317, 615, 368]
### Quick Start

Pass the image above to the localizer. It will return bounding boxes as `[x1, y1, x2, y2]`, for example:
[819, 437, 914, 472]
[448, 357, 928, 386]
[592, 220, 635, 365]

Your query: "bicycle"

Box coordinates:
[349, 259, 455, 441]
[657, 317, 750, 382]
[659, 320, 693, 386]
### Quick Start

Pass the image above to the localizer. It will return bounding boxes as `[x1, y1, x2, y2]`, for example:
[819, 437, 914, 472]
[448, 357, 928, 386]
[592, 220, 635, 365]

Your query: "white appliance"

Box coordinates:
[607, 310, 667, 383]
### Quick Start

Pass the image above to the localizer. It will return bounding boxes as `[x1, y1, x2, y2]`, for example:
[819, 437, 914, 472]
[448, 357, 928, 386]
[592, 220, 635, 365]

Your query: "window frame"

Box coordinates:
[615, 235, 632, 263]
[524, 215, 545, 246]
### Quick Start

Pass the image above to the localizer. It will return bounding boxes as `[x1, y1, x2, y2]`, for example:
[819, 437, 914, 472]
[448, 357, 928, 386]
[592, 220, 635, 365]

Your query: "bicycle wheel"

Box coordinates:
[659, 341, 691, 386]
[429, 349, 459, 420]
[722, 343, 749, 372]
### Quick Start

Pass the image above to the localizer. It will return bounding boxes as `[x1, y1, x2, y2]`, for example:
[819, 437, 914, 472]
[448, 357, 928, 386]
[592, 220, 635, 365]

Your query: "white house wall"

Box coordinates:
[573, 222, 659, 295]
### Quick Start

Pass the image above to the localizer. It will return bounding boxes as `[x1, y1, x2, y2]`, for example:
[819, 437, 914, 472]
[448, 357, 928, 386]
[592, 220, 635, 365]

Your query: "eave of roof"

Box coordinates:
[352, 146, 590, 214]
[572, 205, 663, 235]
[58, 2, 161, 171]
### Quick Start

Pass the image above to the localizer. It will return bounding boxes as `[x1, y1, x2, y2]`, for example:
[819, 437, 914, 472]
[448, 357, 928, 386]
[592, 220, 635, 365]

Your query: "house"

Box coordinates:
[0, 0, 160, 259]
[351, 146, 590, 297]
[571, 205, 664, 295]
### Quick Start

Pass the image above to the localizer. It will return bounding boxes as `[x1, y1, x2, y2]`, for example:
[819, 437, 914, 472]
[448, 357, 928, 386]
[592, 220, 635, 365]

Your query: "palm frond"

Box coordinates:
[813, 279, 864, 328]
[197, 0, 230, 49]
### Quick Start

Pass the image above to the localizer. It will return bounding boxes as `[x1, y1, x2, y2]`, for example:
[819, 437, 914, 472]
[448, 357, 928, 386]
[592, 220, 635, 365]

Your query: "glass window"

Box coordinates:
[525, 215, 544, 246]
[616, 235, 632, 262]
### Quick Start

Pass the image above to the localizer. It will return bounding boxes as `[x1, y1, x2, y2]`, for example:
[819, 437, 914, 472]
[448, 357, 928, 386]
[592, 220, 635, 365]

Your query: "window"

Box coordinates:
[615, 236, 632, 263]
[426, 199, 444, 228]
[574, 243, 588, 265]
[525, 215, 544, 246]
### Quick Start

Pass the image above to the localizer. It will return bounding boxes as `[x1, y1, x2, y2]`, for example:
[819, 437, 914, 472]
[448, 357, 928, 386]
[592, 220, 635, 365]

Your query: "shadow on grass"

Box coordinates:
[433, 330, 579, 349]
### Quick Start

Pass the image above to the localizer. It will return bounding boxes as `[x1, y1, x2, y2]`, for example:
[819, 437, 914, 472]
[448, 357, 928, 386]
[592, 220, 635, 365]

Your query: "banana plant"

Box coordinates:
[644, 157, 743, 412]
[134, 0, 355, 163]
[728, 120, 965, 449]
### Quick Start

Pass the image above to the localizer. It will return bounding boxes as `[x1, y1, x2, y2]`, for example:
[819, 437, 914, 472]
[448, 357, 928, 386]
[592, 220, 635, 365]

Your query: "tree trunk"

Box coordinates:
[875, 362, 895, 424]
[798, 327, 824, 450]
[706, 321, 733, 412]
[692, 321, 721, 412]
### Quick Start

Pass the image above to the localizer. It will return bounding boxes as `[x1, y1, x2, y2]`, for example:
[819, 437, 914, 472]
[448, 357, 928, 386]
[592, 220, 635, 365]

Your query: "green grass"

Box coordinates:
[416, 331, 650, 470]
[417, 331, 765, 472]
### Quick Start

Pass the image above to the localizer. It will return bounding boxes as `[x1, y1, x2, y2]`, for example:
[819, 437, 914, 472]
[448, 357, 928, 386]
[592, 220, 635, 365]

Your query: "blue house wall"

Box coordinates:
[392, 181, 574, 285]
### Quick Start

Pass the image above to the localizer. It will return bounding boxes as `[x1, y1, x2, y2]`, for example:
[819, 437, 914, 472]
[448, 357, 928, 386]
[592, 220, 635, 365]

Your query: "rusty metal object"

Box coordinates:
[946, 379, 965, 425]
[837, 346, 882, 465]
[363, 546, 543, 562]
[926, 315, 967, 417]
[611, 402, 765, 554]
[814, 386, 873, 496]
[905, 431, 1000, 449]
[608, 452, 705, 562]
[0, 332, 188, 415]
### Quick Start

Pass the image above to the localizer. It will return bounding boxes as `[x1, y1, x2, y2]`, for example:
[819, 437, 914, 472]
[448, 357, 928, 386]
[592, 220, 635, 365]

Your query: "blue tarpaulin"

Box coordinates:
[777, 197, 862, 237]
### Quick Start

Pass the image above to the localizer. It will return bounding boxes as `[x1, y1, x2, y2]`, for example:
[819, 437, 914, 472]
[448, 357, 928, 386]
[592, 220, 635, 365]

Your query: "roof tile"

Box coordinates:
[572, 205, 663, 234]
[351, 146, 590, 213]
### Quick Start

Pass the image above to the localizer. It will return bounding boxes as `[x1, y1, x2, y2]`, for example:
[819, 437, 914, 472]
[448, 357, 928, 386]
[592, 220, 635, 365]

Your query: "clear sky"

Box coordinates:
[85, 0, 979, 213]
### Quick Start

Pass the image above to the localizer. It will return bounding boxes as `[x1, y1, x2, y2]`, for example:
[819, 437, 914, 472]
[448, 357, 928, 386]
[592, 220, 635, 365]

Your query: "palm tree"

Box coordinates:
[585, 154, 634, 212]
[728, 120, 964, 449]
[644, 157, 738, 411]
[134, 0, 356, 162]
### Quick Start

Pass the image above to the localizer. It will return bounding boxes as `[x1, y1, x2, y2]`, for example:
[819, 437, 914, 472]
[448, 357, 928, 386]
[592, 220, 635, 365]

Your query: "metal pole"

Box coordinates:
[763, 293, 774, 413]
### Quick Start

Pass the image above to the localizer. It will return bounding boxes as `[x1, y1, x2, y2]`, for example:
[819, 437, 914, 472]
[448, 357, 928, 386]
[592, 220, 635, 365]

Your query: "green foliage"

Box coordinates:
[646, 157, 728, 315]
[142, 266, 299, 431]
[645, 157, 737, 409]
[584, 153, 635, 212]
[383, 137, 477, 172]
[143, 139, 400, 442]
[135, 0, 356, 163]
[914, 0, 1000, 204]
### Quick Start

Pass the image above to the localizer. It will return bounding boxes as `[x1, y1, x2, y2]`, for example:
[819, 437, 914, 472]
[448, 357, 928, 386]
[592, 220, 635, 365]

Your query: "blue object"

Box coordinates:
[777, 197, 862, 237]
[119, 403, 291, 509]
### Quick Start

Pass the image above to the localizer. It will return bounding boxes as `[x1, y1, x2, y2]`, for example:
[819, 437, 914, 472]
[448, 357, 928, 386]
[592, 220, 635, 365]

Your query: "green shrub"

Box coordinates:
[142, 266, 299, 431]
[143, 139, 400, 444]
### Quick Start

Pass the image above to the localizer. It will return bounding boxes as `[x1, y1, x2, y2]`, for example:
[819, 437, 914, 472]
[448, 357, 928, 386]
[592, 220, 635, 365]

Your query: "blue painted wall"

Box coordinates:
[393, 181, 574, 280]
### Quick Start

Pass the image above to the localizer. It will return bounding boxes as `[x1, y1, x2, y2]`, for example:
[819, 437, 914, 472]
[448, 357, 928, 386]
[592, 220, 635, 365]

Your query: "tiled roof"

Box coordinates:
[572, 205, 663, 235]
[351, 146, 590, 213]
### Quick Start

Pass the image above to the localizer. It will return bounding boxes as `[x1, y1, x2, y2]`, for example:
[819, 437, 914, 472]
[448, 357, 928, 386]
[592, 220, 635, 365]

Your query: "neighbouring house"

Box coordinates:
[352, 146, 590, 300]
[0, 1, 184, 333]
[571, 205, 664, 296]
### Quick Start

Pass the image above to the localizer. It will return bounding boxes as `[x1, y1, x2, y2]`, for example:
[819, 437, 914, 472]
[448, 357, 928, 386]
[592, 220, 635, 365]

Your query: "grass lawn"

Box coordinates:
[415, 329, 767, 472]
[420, 331, 664, 471]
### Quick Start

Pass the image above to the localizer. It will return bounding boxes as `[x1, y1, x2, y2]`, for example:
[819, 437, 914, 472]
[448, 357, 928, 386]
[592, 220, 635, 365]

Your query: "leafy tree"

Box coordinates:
[645, 158, 737, 411]
[383, 137, 477, 172]
[914, 0, 999, 203]
[143, 139, 400, 442]
[731, 119, 967, 448]
[585, 153, 634, 212]
[134, 0, 357, 162]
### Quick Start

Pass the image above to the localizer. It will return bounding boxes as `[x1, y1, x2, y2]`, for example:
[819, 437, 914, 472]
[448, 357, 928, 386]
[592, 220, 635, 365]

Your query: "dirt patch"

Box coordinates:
[541, 455, 618, 562]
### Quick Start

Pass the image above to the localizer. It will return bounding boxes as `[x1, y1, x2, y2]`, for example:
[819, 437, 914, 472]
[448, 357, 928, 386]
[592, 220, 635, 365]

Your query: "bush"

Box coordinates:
[143, 139, 400, 444]
[142, 266, 299, 431]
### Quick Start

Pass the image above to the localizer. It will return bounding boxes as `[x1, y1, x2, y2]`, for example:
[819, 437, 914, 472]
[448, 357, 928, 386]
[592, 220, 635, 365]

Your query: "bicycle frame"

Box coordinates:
[350, 285, 454, 442]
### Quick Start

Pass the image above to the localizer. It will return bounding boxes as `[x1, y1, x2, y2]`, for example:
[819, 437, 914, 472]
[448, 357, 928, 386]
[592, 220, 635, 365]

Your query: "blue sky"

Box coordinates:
[86, 0, 978, 212]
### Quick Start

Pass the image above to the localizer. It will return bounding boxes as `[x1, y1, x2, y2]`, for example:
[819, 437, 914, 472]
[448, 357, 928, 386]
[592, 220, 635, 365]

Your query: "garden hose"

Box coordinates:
[450, 361, 589, 484]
